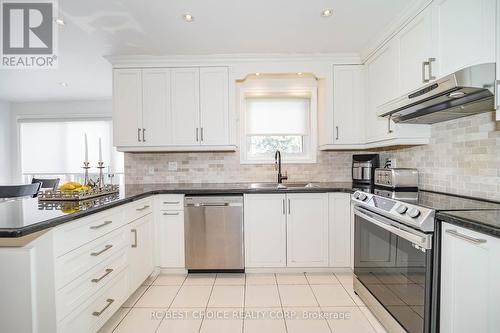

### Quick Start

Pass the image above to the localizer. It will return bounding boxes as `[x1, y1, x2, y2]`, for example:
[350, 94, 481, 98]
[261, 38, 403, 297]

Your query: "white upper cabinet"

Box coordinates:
[286, 193, 329, 267]
[432, 0, 496, 78]
[171, 68, 201, 146]
[398, 6, 433, 94]
[199, 67, 230, 145]
[113, 69, 142, 147]
[332, 65, 365, 146]
[113, 66, 233, 151]
[142, 68, 172, 145]
[440, 222, 500, 333]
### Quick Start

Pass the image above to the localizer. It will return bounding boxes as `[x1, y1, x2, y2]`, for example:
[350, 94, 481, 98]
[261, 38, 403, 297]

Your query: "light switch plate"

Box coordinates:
[168, 162, 178, 171]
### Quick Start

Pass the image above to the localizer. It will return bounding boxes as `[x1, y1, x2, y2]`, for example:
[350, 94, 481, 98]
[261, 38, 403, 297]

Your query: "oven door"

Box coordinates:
[353, 206, 434, 333]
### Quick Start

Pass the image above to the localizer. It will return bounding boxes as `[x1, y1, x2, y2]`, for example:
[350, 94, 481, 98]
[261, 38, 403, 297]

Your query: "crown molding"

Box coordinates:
[105, 53, 362, 68]
[360, 0, 433, 63]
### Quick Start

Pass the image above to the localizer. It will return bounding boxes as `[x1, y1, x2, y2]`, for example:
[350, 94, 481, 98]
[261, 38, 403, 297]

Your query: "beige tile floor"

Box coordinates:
[98, 271, 388, 333]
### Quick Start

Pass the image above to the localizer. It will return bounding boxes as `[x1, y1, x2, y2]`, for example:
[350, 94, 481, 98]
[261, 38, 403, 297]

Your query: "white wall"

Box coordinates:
[0, 101, 12, 184]
[9, 100, 112, 182]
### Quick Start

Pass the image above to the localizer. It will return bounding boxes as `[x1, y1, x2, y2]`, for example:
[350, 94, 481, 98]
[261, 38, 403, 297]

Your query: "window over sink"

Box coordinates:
[239, 77, 318, 164]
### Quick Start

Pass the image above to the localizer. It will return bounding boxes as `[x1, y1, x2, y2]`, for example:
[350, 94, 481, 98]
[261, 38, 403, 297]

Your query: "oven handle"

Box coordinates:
[354, 207, 432, 249]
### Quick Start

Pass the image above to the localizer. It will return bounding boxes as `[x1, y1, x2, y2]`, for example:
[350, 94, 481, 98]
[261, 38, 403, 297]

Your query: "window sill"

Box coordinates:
[240, 157, 317, 165]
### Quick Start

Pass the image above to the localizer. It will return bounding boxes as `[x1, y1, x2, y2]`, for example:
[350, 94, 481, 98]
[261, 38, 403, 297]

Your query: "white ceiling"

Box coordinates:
[0, 0, 413, 102]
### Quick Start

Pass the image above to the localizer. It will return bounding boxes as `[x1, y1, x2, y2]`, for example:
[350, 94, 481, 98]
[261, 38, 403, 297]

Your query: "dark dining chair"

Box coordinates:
[0, 183, 42, 199]
[31, 178, 60, 190]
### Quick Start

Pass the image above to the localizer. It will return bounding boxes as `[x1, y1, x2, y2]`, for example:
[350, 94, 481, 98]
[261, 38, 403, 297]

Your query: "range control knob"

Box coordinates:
[353, 192, 361, 199]
[396, 205, 408, 214]
[359, 193, 368, 201]
[407, 208, 421, 218]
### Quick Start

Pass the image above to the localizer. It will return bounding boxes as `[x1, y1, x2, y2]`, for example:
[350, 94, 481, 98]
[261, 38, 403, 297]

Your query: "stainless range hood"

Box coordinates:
[378, 63, 496, 124]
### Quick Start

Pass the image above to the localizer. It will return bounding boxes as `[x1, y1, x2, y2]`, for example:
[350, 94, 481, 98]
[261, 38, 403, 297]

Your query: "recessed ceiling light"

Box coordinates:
[255, 73, 260, 76]
[321, 9, 333, 17]
[183, 13, 194, 22]
[297, 72, 303, 76]
[55, 18, 65, 26]
[58, 82, 68, 87]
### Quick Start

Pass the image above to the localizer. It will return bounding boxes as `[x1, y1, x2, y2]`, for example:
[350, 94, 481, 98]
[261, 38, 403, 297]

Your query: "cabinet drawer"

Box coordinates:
[124, 198, 153, 223]
[55, 227, 128, 290]
[54, 209, 125, 257]
[56, 247, 128, 322]
[158, 194, 184, 211]
[57, 268, 129, 333]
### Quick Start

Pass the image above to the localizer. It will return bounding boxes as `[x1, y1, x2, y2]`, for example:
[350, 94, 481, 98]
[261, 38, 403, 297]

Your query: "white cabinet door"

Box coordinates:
[128, 214, 154, 293]
[156, 211, 185, 268]
[365, 41, 399, 142]
[328, 193, 351, 267]
[142, 68, 172, 146]
[287, 193, 329, 267]
[113, 69, 142, 146]
[398, 6, 433, 94]
[332, 65, 365, 145]
[171, 68, 200, 145]
[440, 222, 500, 333]
[200, 67, 229, 145]
[432, 0, 496, 78]
[244, 194, 286, 268]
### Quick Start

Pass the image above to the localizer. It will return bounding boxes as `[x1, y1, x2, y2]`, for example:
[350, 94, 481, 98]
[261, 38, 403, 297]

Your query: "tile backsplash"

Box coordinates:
[125, 112, 500, 201]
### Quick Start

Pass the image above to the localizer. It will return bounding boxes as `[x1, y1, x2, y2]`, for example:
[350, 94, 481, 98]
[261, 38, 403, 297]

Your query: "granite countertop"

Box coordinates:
[0, 182, 354, 238]
[436, 210, 500, 238]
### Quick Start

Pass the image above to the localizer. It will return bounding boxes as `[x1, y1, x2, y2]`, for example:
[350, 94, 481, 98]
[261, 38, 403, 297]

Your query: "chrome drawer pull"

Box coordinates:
[163, 212, 180, 216]
[131, 229, 138, 248]
[89, 220, 112, 230]
[446, 229, 487, 245]
[136, 205, 150, 211]
[91, 244, 113, 256]
[92, 298, 114, 317]
[163, 201, 180, 204]
[91, 268, 114, 283]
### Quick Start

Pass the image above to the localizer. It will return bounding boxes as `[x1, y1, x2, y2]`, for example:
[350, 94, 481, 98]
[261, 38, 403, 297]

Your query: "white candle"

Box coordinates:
[84, 133, 88, 162]
[98, 137, 102, 162]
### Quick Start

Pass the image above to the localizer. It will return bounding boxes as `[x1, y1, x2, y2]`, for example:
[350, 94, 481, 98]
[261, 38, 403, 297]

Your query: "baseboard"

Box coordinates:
[244, 267, 352, 274]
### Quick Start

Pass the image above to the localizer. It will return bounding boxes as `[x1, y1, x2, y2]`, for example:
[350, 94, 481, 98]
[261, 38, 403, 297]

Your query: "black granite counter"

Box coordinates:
[0, 182, 354, 238]
[436, 210, 500, 238]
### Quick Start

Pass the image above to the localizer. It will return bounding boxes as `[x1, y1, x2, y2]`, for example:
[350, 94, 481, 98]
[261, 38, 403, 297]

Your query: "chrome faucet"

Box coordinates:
[274, 150, 288, 184]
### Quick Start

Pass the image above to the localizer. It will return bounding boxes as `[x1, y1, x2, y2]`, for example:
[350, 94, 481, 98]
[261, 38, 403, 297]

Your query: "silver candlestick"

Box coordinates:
[97, 161, 105, 189]
[83, 161, 90, 186]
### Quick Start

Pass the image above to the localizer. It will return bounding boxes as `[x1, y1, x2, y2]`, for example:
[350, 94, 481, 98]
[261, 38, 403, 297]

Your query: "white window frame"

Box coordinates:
[239, 87, 318, 164]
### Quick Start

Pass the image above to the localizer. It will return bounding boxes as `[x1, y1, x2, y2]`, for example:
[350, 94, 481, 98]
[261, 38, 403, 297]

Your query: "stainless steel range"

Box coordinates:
[351, 190, 500, 333]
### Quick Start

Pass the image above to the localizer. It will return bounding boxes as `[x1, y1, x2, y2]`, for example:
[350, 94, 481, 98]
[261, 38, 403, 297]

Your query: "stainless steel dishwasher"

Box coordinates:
[184, 196, 244, 272]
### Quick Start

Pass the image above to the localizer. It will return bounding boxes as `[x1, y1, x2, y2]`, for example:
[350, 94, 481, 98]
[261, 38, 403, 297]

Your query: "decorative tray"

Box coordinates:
[38, 185, 119, 202]
[37, 192, 120, 213]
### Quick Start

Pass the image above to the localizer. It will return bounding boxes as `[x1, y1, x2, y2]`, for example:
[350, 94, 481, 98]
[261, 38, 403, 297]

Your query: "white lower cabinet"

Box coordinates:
[128, 214, 154, 293]
[440, 222, 500, 333]
[287, 193, 329, 267]
[244, 192, 349, 268]
[155, 195, 185, 268]
[244, 194, 287, 268]
[328, 193, 351, 267]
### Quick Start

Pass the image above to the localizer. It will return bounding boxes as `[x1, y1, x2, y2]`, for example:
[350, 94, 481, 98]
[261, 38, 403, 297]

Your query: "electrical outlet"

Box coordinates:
[148, 166, 155, 174]
[168, 162, 178, 171]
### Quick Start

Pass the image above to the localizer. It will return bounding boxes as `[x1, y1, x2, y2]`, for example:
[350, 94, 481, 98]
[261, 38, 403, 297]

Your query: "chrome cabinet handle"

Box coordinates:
[91, 268, 114, 283]
[196, 128, 199, 142]
[138, 128, 141, 142]
[387, 116, 394, 134]
[422, 61, 430, 83]
[131, 229, 138, 248]
[200, 127, 204, 142]
[282, 199, 285, 215]
[163, 201, 180, 204]
[91, 244, 113, 257]
[288, 199, 291, 214]
[446, 229, 487, 245]
[428, 58, 436, 81]
[335, 126, 339, 140]
[136, 205, 150, 211]
[92, 299, 114, 317]
[89, 220, 112, 230]
[142, 128, 146, 142]
[163, 212, 180, 216]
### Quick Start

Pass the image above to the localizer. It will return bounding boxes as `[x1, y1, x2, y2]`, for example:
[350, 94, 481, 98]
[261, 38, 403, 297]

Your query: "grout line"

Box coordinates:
[197, 273, 217, 333]
[109, 307, 133, 333]
[274, 273, 289, 333]
[153, 273, 187, 333]
[305, 273, 334, 333]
